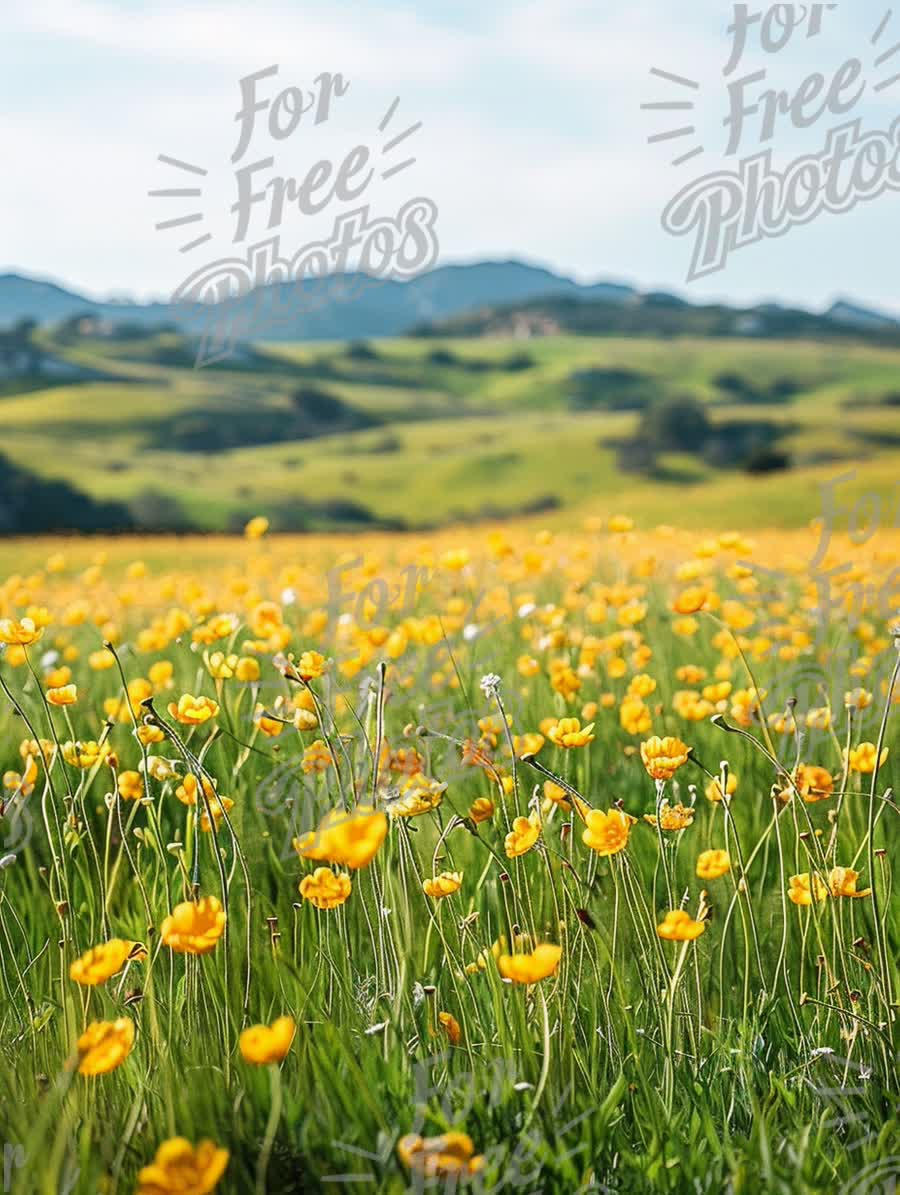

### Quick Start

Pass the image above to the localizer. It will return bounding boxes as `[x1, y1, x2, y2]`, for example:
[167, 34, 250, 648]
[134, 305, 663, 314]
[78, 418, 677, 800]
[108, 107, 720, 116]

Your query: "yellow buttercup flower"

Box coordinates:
[299, 867, 352, 910]
[828, 867, 871, 899]
[504, 812, 541, 858]
[239, 1016, 295, 1064]
[788, 873, 827, 906]
[70, 939, 147, 986]
[705, 773, 738, 803]
[696, 849, 731, 880]
[497, 943, 562, 984]
[244, 515, 269, 539]
[582, 808, 635, 857]
[301, 739, 334, 774]
[640, 736, 690, 781]
[845, 742, 889, 774]
[294, 805, 388, 870]
[0, 617, 44, 646]
[657, 910, 706, 941]
[468, 796, 494, 824]
[47, 683, 78, 706]
[387, 772, 445, 818]
[76, 1017, 134, 1076]
[136, 1138, 229, 1195]
[117, 770, 144, 802]
[423, 871, 463, 900]
[63, 740, 112, 770]
[548, 717, 595, 748]
[438, 1011, 461, 1045]
[644, 801, 695, 831]
[398, 1131, 484, 1181]
[167, 694, 219, 726]
[160, 897, 226, 955]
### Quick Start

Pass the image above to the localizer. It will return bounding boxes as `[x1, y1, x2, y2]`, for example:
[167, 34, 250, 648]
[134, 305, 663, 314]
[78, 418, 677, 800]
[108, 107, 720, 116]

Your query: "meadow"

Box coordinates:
[0, 516, 897, 1193]
[5, 327, 900, 531]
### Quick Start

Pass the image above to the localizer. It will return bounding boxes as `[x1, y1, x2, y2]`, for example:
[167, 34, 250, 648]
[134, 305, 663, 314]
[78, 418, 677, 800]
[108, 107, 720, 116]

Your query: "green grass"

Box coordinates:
[4, 330, 899, 531]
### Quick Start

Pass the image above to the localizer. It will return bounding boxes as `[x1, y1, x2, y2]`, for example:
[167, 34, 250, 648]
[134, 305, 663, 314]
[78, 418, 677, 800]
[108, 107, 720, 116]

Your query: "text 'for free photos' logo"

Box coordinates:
[644, 4, 900, 279]
[150, 66, 439, 365]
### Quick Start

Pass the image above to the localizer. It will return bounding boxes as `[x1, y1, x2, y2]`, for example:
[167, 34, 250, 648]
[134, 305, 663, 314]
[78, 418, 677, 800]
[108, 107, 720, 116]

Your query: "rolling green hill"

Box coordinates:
[1, 326, 898, 532]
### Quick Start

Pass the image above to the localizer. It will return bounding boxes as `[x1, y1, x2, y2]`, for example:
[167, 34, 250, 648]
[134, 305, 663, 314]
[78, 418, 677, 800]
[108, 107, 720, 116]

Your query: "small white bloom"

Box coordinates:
[464, 624, 481, 643]
[280, 587, 297, 606]
[517, 603, 536, 618]
[479, 672, 501, 696]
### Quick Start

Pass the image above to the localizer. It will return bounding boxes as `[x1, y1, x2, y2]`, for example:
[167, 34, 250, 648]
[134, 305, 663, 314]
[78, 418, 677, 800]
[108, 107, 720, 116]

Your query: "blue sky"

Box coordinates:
[3, 0, 900, 313]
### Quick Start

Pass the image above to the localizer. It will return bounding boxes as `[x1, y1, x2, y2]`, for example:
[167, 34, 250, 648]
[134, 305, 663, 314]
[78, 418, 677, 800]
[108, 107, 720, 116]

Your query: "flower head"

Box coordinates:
[167, 694, 219, 726]
[582, 809, 635, 857]
[640, 736, 690, 781]
[47, 684, 78, 707]
[497, 943, 562, 984]
[76, 1017, 134, 1076]
[657, 910, 706, 941]
[160, 897, 226, 955]
[696, 849, 731, 880]
[423, 871, 463, 900]
[398, 1132, 484, 1181]
[239, 1016, 295, 1064]
[828, 867, 871, 899]
[294, 805, 388, 870]
[504, 812, 541, 858]
[136, 1138, 229, 1195]
[0, 617, 44, 646]
[788, 873, 827, 906]
[299, 867, 352, 910]
[70, 939, 147, 986]
[548, 717, 595, 749]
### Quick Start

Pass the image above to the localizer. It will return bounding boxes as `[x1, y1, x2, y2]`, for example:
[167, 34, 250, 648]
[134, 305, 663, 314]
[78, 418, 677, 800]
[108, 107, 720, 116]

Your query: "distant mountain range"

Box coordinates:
[0, 261, 897, 344]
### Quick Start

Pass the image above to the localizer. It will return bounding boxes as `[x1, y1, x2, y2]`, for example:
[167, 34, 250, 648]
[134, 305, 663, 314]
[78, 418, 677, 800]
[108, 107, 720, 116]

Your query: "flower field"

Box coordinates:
[0, 518, 897, 1194]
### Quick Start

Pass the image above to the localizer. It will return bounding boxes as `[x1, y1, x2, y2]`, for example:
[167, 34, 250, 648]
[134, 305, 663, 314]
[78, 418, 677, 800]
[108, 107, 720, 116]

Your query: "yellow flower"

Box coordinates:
[845, 742, 889, 774]
[398, 1131, 484, 1181]
[76, 1017, 134, 1076]
[244, 515, 269, 539]
[136, 1138, 229, 1195]
[302, 739, 334, 774]
[299, 867, 352, 910]
[438, 1010, 461, 1045]
[548, 717, 595, 749]
[0, 617, 44, 646]
[828, 867, 871, 899]
[782, 764, 834, 804]
[582, 808, 634, 857]
[70, 939, 147, 987]
[657, 910, 706, 941]
[423, 871, 462, 900]
[619, 697, 652, 736]
[254, 704, 284, 738]
[788, 873, 827, 906]
[696, 849, 731, 880]
[512, 732, 545, 758]
[387, 772, 445, 818]
[239, 1016, 295, 1064]
[672, 587, 709, 615]
[160, 897, 226, 955]
[504, 812, 541, 858]
[644, 801, 695, 831]
[198, 794, 235, 832]
[497, 943, 562, 984]
[705, 773, 738, 803]
[167, 694, 220, 726]
[235, 656, 261, 683]
[117, 770, 144, 802]
[468, 796, 494, 824]
[47, 683, 78, 706]
[640, 735, 690, 781]
[62, 740, 112, 770]
[296, 650, 328, 682]
[295, 805, 388, 870]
